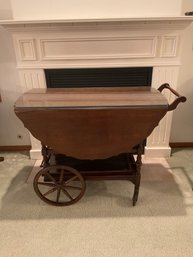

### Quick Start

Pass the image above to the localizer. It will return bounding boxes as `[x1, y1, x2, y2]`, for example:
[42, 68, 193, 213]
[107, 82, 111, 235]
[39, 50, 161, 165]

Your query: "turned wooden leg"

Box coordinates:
[132, 143, 143, 206]
[132, 173, 141, 206]
[40, 144, 51, 168]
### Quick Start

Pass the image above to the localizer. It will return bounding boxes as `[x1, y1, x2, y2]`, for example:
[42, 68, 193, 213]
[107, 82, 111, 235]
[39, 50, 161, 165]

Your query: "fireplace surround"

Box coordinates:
[1, 17, 192, 159]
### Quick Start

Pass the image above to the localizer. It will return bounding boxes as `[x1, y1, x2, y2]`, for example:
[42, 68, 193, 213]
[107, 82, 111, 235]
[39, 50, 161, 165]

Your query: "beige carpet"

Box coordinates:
[0, 149, 193, 257]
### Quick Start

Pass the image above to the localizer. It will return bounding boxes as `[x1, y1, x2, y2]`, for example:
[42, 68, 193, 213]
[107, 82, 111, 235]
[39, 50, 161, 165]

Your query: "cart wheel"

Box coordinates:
[33, 165, 86, 206]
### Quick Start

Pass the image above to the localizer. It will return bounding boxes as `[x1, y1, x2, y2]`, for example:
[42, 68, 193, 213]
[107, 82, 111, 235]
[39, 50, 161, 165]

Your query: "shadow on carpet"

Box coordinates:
[0, 162, 187, 220]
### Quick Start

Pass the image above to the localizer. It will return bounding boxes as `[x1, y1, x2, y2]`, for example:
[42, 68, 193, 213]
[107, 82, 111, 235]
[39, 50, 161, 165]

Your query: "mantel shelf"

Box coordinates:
[0, 16, 193, 26]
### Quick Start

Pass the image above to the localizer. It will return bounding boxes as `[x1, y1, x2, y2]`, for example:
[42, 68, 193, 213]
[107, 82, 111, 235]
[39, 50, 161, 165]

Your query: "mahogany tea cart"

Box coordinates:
[14, 83, 186, 206]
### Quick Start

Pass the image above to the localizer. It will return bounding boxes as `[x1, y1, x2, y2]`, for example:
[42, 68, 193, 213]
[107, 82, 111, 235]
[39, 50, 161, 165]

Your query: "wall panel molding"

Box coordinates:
[18, 39, 37, 61]
[160, 36, 178, 57]
[39, 36, 157, 61]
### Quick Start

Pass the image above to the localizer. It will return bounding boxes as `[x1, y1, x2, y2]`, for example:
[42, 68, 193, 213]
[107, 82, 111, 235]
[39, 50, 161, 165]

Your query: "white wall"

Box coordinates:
[0, 0, 30, 146]
[0, 0, 193, 146]
[0, 0, 12, 19]
[10, 0, 182, 20]
[170, 1, 193, 142]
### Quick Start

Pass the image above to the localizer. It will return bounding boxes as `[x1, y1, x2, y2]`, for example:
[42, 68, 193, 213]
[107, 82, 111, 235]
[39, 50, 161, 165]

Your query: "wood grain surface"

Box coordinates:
[15, 108, 167, 159]
[15, 87, 168, 159]
[15, 87, 168, 109]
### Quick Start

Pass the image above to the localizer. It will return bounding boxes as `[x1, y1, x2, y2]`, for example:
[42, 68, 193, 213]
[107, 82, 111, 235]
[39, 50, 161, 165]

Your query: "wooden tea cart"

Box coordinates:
[14, 83, 186, 206]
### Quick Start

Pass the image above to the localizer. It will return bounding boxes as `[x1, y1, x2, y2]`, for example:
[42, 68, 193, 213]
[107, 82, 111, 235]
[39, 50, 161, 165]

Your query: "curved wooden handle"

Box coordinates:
[158, 83, 187, 111]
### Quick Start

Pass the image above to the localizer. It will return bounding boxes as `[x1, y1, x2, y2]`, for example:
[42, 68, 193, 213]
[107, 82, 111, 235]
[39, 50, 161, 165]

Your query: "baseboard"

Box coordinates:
[1, 143, 192, 155]
[144, 146, 171, 158]
[170, 142, 193, 148]
[0, 145, 31, 151]
[30, 149, 42, 160]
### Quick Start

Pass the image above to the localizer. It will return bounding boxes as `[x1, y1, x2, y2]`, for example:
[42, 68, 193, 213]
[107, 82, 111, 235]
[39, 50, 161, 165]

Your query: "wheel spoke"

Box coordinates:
[56, 188, 61, 203]
[43, 187, 57, 197]
[65, 175, 77, 185]
[61, 188, 74, 201]
[65, 185, 82, 191]
[44, 172, 57, 183]
[37, 182, 55, 187]
[59, 169, 64, 184]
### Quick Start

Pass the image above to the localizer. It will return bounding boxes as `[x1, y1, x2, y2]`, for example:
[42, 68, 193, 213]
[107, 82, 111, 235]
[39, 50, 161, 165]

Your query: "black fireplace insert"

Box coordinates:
[45, 67, 153, 88]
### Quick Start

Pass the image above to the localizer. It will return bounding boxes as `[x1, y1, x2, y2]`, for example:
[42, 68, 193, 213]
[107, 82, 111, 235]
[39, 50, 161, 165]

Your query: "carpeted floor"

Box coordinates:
[0, 149, 193, 257]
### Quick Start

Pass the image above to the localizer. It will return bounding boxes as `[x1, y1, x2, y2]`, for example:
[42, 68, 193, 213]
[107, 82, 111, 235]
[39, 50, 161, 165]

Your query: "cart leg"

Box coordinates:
[40, 144, 51, 168]
[132, 173, 141, 206]
[132, 143, 143, 206]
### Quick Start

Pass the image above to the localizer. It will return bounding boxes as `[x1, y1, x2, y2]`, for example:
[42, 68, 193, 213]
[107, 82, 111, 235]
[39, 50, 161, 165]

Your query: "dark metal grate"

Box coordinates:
[45, 67, 152, 88]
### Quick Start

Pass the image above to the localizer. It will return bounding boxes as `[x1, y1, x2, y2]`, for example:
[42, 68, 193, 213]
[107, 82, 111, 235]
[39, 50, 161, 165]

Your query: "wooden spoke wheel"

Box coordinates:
[33, 165, 86, 206]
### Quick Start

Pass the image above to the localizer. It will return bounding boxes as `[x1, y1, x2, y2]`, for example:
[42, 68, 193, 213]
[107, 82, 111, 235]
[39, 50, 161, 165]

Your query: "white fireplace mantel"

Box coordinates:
[1, 17, 192, 159]
[1, 16, 193, 25]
